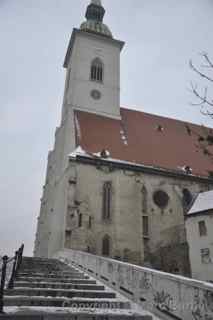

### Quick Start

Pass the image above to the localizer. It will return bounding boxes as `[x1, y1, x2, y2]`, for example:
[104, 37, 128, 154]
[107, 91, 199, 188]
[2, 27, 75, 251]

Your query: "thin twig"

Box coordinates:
[190, 60, 213, 83]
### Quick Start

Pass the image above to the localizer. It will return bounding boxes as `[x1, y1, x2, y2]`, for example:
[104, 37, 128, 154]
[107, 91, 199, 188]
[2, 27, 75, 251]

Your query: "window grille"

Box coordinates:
[91, 58, 103, 82]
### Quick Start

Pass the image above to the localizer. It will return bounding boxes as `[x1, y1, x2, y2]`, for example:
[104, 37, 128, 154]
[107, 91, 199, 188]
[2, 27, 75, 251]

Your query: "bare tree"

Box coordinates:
[190, 52, 213, 117]
[187, 54, 213, 164]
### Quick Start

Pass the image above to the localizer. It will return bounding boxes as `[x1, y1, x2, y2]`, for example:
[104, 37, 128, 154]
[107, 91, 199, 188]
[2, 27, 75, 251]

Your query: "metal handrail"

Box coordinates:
[0, 257, 14, 274]
[0, 244, 24, 313]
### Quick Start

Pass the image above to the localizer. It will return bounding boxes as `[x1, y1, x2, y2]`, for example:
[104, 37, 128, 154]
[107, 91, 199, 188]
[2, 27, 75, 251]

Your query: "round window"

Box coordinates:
[91, 89, 101, 100]
[153, 190, 169, 208]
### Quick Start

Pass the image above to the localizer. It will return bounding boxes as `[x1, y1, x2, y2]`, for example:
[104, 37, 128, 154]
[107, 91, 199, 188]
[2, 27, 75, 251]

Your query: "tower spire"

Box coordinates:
[85, 0, 105, 23]
[91, 0, 102, 5]
[80, 0, 112, 38]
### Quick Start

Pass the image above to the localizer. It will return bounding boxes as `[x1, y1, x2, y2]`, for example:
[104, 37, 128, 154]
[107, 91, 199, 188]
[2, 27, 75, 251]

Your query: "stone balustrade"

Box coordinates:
[54, 249, 213, 320]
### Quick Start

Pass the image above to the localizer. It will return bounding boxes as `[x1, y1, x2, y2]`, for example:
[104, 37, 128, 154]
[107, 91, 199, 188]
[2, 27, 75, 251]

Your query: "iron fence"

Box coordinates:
[0, 244, 24, 313]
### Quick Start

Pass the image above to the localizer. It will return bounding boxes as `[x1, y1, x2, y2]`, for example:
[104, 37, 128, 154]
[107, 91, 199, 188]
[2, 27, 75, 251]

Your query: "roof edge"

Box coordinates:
[186, 209, 213, 218]
[63, 28, 125, 68]
[69, 154, 213, 183]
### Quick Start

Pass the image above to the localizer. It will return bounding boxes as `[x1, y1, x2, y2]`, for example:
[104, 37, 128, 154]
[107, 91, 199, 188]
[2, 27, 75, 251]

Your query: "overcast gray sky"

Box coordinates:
[0, 0, 213, 256]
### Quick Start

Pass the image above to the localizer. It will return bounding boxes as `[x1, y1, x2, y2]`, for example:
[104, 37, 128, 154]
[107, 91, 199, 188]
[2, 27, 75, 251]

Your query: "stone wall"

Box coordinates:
[64, 159, 211, 275]
[55, 249, 213, 320]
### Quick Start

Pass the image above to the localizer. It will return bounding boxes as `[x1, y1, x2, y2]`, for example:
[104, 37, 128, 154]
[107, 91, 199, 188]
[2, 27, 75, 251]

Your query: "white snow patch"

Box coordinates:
[69, 146, 86, 158]
[188, 189, 213, 215]
[177, 165, 193, 174]
[120, 130, 128, 146]
[74, 114, 81, 140]
[4, 306, 159, 318]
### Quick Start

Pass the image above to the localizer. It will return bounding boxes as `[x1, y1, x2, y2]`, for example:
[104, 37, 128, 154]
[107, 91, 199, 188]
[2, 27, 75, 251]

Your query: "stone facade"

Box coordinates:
[34, 147, 213, 276]
[64, 157, 213, 276]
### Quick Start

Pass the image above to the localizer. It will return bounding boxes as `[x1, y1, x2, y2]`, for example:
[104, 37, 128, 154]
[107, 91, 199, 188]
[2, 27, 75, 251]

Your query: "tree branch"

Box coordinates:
[189, 60, 213, 83]
[203, 52, 213, 69]
[190, 83, 213, 108]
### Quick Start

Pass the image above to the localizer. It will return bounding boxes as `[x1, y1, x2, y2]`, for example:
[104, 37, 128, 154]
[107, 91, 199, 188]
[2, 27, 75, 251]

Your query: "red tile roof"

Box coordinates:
[74, 108, 213, 178]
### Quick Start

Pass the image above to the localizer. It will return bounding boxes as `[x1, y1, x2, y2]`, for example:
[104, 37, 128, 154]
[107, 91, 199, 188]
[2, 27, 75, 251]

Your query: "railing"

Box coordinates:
[0, 244, 24, 313]
[55, 249, 213, 320]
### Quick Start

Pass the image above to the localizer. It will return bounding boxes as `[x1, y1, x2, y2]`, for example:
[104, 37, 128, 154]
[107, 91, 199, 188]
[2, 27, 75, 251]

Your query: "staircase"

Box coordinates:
[1, 257, 153, 319]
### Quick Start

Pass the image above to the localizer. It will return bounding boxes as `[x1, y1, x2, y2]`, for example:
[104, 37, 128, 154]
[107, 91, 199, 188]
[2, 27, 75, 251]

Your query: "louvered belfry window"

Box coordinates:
[91, 58, 103, 82]
[102, 181, 112, 220]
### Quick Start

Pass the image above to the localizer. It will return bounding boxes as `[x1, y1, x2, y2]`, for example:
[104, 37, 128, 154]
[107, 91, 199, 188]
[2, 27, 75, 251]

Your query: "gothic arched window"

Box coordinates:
[102, 235, 111, 256]
[182, 188, 193, 209]
[102, 181, 112, 220]
[90, 58, 103, 82]
[141, 185, 148, 213]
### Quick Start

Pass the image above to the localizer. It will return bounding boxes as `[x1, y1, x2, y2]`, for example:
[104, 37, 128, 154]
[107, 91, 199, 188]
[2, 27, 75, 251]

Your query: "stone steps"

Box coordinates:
[2, 257, 153, 319]
[16, 276, 90, 283]
[14, 282, 103, 290]
[17, 273, 86, 279]
[15, 279, 96, 285]
[19, 270, 79, 275]
[4, 296, 130, 309]
[0, 310, 152, 319]
[5, 288, 116, 299]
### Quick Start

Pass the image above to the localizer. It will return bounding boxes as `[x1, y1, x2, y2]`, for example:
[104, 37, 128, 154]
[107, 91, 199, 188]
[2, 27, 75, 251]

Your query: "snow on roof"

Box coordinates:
[69, 146, 211, 181]
[69, 146, 169, 170]
[69, 146, 86, 158]
[188, 190, 213, 216]
[74, 108, 213, 178]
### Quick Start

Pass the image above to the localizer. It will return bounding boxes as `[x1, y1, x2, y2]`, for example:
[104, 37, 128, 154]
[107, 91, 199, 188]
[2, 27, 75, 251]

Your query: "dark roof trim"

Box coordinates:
[70, 155, 213, 184]
[186, 209, 213, 219]
[63, 28, 125, 68]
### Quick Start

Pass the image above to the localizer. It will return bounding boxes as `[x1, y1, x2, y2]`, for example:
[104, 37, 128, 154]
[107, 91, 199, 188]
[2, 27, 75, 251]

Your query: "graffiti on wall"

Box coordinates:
[192, 289, 213, 320]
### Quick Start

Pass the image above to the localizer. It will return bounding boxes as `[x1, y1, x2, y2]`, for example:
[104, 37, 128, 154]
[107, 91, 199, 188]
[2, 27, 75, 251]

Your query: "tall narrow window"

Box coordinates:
[182, 188, 193, 210]
[102, 235, 110, 256]
[78, 213, 82, 228]
[102, 182, 112, 220]
[141, 185, 148, 213]
[90, 58, 103, 82]
[88, 216, 92, 229]
[199, 221, 207, 237]
[143, 216, 149, 237]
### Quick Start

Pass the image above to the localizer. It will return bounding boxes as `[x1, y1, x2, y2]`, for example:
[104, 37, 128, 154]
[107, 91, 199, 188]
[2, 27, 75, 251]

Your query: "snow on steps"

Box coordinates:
[14, 282, 104, 290]
[1, 257, 153, 319]
[0, 306, 154, 319]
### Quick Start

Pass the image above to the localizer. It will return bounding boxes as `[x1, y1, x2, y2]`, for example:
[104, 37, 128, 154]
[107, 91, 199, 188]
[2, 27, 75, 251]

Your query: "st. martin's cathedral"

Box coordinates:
[34, 0, 213, 276]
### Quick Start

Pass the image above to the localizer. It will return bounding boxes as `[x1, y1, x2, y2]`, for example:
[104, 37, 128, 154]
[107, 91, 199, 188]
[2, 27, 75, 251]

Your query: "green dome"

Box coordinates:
[80, 0, 113, 38]
[80, 20, 112, 38]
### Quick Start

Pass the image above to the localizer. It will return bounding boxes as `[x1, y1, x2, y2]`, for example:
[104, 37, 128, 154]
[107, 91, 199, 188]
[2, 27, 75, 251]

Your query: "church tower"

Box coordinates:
[34, 0, 124, 258]
[62, 0, 124, 120]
